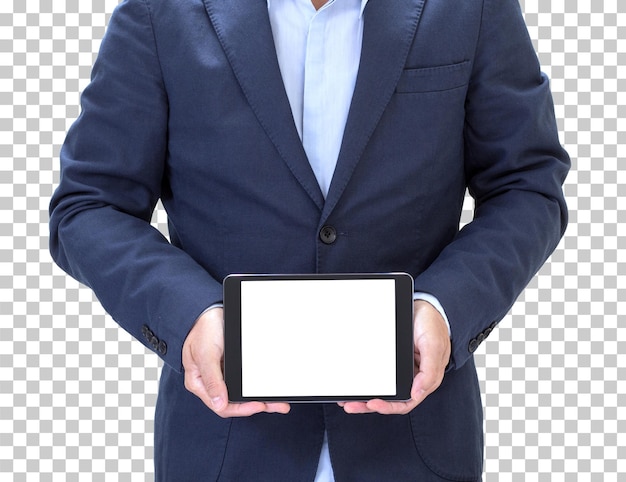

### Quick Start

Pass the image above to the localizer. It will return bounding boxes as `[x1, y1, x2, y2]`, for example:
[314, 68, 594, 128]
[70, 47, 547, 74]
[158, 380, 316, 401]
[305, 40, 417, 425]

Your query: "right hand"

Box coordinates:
[182, 306, 291, 418]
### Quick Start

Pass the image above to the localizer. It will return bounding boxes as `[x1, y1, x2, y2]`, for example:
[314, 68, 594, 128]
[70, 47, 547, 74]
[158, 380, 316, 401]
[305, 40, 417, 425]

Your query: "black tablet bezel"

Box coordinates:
[223, 273, 414, 403]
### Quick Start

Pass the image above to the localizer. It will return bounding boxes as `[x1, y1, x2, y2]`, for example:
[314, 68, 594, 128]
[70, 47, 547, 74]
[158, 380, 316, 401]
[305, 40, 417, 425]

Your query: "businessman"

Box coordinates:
[50, 0, 569, 480]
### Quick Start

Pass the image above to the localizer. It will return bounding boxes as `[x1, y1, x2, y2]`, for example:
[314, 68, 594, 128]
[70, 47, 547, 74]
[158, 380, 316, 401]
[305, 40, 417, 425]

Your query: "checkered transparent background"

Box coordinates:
[1, 0, 624, 480]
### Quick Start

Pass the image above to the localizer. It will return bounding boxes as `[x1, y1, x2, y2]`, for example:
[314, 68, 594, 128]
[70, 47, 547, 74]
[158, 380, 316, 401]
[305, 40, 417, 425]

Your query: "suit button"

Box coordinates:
[319, 225, 337, 244]
[150, 336, 159, 350]
[468, 338, 479, 353]
[158, 340, 167, 356]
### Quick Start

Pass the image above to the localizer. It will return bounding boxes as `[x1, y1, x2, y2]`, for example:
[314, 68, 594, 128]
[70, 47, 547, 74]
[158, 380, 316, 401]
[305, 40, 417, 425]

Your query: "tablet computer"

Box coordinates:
[223, 273, 414, 402]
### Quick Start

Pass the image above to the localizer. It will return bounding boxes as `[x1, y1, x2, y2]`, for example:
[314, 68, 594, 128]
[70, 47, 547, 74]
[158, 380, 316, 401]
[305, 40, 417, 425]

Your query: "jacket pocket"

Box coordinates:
[396, 60, 471, 93]
[408, 358, 484, 481]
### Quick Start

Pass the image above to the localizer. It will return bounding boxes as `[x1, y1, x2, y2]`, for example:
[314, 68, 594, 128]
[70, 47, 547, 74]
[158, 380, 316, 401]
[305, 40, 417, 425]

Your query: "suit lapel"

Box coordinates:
[322, 0, 427, 221]
[202, 0, 325, 210]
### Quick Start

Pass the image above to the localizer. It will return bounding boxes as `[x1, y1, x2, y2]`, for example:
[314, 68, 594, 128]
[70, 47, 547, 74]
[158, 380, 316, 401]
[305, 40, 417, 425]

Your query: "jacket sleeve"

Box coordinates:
[413, 0, 570, 370]
[49, 0, 223, 371]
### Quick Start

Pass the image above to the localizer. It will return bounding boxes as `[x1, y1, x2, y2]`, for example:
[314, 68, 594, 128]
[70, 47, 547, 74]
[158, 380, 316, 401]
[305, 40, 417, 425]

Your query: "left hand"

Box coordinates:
[340, 300, 451, 415]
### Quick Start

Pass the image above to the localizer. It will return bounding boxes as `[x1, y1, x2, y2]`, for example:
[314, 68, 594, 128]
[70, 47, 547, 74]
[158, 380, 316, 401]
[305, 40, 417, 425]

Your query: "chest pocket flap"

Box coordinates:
[396, 60, 471, 93]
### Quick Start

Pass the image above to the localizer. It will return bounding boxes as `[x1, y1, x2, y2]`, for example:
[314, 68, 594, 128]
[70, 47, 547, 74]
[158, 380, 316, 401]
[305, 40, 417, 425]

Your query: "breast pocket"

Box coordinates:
[396, 60, 471, 93]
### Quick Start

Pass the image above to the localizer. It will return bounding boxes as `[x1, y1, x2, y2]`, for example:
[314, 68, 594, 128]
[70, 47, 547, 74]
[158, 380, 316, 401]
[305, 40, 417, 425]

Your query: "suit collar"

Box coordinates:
[203, 0, 427, 217]
[203, 0, 325, 210]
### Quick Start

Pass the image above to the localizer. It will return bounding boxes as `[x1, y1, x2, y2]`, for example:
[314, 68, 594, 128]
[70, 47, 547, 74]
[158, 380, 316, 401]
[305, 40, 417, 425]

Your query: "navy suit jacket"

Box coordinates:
[50, 0, 569, 480]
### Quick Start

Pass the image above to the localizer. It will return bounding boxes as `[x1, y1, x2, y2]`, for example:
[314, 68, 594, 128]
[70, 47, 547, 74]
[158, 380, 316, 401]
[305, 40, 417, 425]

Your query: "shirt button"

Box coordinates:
[319, 225, 337, 245]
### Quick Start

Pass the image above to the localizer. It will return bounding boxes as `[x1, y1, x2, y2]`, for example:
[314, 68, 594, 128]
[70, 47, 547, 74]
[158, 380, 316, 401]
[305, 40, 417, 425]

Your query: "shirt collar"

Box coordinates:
[267, 0, 370, 18]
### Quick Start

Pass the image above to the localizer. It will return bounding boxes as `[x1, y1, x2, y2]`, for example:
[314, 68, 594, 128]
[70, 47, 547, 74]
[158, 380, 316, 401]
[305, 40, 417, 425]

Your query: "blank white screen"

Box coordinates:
[240, 279, 396, 398]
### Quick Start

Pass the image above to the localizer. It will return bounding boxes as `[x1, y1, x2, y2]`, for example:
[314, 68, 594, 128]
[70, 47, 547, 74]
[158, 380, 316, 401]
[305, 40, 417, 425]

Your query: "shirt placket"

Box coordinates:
[302, 1, 335, 197]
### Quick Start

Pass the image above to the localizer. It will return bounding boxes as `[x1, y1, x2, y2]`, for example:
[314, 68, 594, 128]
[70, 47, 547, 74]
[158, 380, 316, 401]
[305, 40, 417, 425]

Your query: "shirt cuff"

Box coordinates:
[413, 292, 451, 337]
[193, 303, 224, 326]
[200, 303, 223, 314]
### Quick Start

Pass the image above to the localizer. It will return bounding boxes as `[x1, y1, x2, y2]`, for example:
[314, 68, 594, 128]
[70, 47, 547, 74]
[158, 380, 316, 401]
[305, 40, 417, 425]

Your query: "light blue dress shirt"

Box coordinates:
[267, 1, 450, 480]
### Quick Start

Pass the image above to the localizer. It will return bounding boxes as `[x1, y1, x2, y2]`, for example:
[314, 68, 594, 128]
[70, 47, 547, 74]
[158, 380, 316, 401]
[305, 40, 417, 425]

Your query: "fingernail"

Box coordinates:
[211, 396, 224, 410]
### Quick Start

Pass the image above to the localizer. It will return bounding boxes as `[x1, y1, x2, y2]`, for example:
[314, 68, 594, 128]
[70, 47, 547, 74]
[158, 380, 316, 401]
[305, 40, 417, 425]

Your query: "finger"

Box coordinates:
[365, 398, 419, 415]
[183, 351, 230, 413]
[199, 344, 229, 413]
[184, 319, 229, 413]
[411, 301, 450, 404]
[341, 401, 376, 414]
[182, 340, 217, 409]
[265, 402, 291, 414]
[182, 308, 231, 414]
[342, 399, 419, 415]
[183, 360, 212, 407]
[210, 401, 291, 418]
[215, 401, 268, 418]
[411, 340, 446, 403]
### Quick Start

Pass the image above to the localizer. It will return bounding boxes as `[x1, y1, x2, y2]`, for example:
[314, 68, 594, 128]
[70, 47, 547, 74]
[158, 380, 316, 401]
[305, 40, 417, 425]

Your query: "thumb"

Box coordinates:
[182, 308, 228, 413]
[200, 342, 228, 412]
